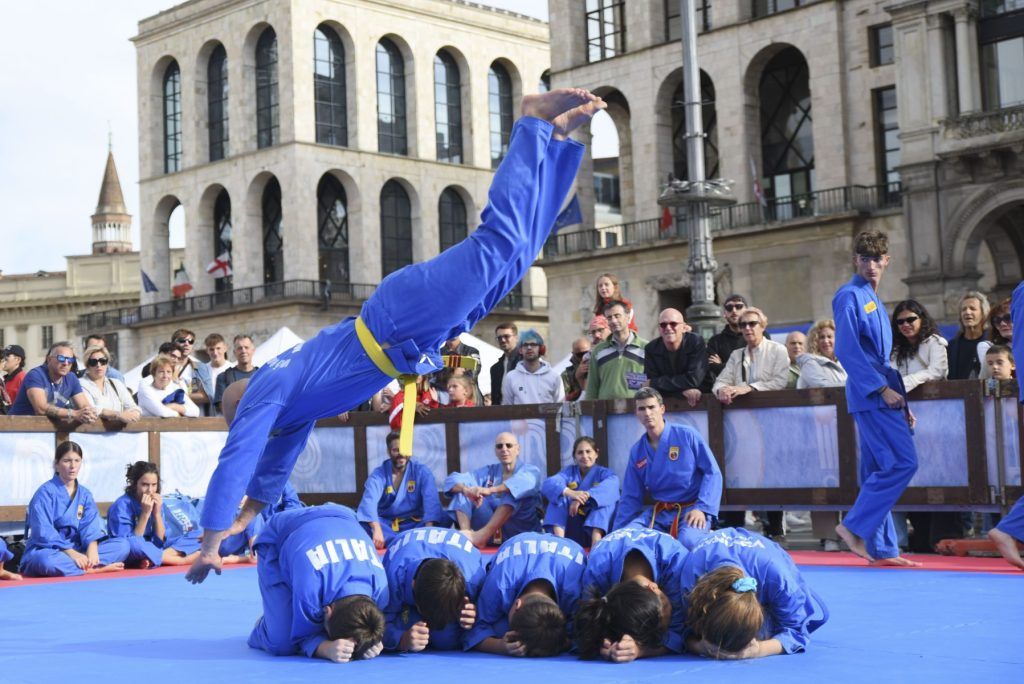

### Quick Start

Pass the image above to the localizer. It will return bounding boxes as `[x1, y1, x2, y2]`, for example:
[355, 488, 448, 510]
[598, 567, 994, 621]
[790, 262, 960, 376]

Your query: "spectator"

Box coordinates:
[586, 300, 648, 400]
[541, 436, 619, 548]
[78, 344, 141, 425]
[388, 375, 440, 430]
[83, 335, 126, 383]
[1, 344, 27, 412]
[141, 341, 185, 381]
[572, 316, 610, 397]
[444, 375, 476, 408]
[197, 333, 230, 415]
[982, 299, 1012, 379]
[443, 431, 542, 547]
[946, 291, 990, 379]
[502, 330, 565, 405]
[488, 323, 521, 406]
[139, 355, 201, 418]
[712, 307, 790, 404]
[561, 337, 590, 401]
[7, 341, 98, 424]
[891, 300, 949, 392]
[706, 294, 749, 383]
[213, 335, 259, 413]
[357, 430, 443, 549]
[433, 336, 482, 392]
[172, 328, 209, 411]
[645, 307, 708, 407]
[784, 331, 806, 389]
[593, 273, 638, 333]
[985, 345, 1015, 380]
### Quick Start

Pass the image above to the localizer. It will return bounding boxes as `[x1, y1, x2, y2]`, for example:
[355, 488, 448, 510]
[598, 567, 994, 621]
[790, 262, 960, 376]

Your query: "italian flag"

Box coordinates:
[172, 264, 193, 298]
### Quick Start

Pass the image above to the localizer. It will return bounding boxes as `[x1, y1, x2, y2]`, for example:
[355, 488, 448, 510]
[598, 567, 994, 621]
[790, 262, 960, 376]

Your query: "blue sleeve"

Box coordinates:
[383, 585, 411, 650]
[280, 483, 304, 511]
[23, 368, 47, 393]
[356, 467, 387, 524]
[68, 373, 85, 400]
[105, 497, 135, 538]
[763, 563, 814, 654]
[418, 467, 443, 524]
[692, 432, 722, 517]
[833, 289, 886, 401]
[504, 465, 540, 500]
[613, 445, 645, 529]
[196, 363, 214, 399]
[588, 468, 620, 508]
[78, 489, 105, 545]
[464, 574, 509, 650]
[27, 487, 72, 551]
[443, 470, 477, 494]
[541, 468, 571, 502]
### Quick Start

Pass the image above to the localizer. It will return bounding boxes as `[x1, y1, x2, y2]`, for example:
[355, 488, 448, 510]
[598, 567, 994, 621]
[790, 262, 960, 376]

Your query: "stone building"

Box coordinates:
[540, 0, 1020, 355]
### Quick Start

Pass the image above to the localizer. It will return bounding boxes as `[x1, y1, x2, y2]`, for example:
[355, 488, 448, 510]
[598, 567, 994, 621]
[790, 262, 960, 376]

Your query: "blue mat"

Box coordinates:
[1, 566, 1020, 683]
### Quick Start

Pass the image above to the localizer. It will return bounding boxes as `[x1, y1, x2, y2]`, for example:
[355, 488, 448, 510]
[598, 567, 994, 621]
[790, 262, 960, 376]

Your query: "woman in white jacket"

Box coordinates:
[712, 307, 790, 404]
[890, 300, 949, 392]
[138, 355, 201, 418]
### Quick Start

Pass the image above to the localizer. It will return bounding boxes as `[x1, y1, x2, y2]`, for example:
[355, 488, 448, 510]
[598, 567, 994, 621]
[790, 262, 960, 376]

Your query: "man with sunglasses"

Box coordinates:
[502, 330, 564, 405]
[171, 328, 209, 411]
[561, 337, 590, 401]
[644, 308, 708, 408]
[8, 342, 97, 424]
[706, 295, 749, 386]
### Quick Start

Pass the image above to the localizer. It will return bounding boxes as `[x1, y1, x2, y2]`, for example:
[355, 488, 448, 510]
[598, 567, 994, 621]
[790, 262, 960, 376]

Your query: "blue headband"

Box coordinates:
[731, 577, 757, 593]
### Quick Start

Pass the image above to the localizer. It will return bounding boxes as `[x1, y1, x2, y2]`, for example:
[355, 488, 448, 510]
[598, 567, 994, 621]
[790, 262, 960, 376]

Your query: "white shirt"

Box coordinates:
[712, 339, 790, 393]
[79, 376, 138, 413]
[501, 359, 566, 405]
[138, 380, 200, 418]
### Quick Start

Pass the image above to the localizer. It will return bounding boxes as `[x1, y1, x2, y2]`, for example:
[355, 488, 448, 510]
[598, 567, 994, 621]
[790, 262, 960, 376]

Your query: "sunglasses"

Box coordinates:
[738, 321, 760, 329]
[86, 357, 109, 367]
[520, 342, 540, 348]
[494, 442, 515, 449]
[659, 321, 681, 329]
[724, 303, 745, 312]
[895, 315, 919, 326]
[54, 354, 76, 365]
[175, 337, 196, 345]
[993, 314, 1012, 325]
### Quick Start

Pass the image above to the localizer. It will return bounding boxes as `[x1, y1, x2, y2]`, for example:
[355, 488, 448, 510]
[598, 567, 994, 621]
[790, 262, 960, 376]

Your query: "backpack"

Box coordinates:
[163, 490, 203, 544]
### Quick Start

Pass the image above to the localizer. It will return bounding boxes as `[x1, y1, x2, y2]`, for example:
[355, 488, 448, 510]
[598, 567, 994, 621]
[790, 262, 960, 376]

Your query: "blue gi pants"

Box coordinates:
[996, 498, 1024, 542]
[20, 537, 130, 577]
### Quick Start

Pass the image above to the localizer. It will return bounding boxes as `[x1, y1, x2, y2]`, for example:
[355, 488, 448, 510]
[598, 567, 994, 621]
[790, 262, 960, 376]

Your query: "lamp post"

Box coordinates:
[658, 0, 736, 339]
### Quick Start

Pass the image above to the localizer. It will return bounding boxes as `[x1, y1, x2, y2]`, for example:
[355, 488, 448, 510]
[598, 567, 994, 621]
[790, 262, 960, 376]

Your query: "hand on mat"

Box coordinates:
[708, 638, 760, 660]
[185, 551, 223, 584]
[400, 622, 430, 652]
[316, 637, 358, 663]
[502, 631, 527, 657]
[65, 548, 91, 571]
[601, 635, 640, 663]
[361, 641, 384, 660]
[685, 509, 706, 528]
[460, 598, 477, 629]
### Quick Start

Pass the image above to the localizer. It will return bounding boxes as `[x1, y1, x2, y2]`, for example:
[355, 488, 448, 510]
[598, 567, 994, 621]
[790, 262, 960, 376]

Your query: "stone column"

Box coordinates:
[953, 8, 979, 114]
[926, 13, 951, 122]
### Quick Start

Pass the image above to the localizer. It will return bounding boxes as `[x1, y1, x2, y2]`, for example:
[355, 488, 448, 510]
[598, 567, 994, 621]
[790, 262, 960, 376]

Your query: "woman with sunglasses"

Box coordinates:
[79, 344, 141, 424]
[890, 300, 948, 393]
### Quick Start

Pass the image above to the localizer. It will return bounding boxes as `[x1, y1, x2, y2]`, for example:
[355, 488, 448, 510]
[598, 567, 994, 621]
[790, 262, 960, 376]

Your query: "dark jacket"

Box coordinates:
[644, 334, 710, 396]
[489, 350, 521, 405]
[945, 332, 986, 380]
[706, 326, 746, 381]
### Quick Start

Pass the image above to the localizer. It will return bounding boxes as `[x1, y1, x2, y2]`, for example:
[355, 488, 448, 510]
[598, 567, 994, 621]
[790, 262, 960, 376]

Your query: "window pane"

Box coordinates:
[256, 29, 279, 149]
[314, 26, 348, 147]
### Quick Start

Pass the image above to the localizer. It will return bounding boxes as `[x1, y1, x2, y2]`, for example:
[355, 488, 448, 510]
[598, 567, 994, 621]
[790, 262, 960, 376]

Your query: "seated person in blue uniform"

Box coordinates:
[989, 281, 1024, 571]
[681, 527, 829, 658]
[248, 503, 388, 662]
[542, 436, 619, 548]
[20, 441, 129, 577]
[106, 461, 202, 568]
[574, 527, 688, 662]
[381, 526, 487, 651]
[0, 537, 22, 580]
[358, 430, 443, 549]
[614, 387, 722, 549]
[187, 89, 606, 584]
[465, 531, 587, 657]
[444, 431, 542, 547]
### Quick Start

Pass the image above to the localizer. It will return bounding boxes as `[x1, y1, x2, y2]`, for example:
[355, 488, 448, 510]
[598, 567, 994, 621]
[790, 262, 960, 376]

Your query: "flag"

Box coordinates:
[660, 205, 673, 232]
[751, 157, 767, 208]
[552, 194, 582, 231]
[172, 264, 192, 298]
[141, 270, 159, 293]
[206, 251, 233, 278]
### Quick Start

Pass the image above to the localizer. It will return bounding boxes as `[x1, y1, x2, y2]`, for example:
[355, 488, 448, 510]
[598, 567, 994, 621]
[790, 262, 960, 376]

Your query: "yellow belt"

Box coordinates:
[355, 316, 418, 456]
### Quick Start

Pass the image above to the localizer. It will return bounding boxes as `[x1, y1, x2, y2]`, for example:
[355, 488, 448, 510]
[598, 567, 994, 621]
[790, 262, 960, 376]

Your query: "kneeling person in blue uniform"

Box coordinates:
[248, 504, 388, 663]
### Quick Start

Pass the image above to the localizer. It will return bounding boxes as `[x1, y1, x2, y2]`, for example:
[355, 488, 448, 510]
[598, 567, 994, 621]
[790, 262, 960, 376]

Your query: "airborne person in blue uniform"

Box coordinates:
[186, 89, 607, 584]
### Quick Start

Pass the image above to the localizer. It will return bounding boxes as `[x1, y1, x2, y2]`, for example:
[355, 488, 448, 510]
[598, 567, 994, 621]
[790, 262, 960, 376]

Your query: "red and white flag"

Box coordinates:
[206, 251, 233, 278]
[751, 157, 767, 208]
[172, 264, 193, 298]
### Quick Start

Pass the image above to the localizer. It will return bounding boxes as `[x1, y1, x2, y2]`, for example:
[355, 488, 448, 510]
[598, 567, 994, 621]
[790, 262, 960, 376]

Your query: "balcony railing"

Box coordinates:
[542, 183, 902, 259]
[942, 103, 1024, 139]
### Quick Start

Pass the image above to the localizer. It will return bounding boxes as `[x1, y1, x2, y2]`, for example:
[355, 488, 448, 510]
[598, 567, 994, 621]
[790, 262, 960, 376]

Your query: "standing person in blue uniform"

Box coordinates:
[444, 431, 543, 547]
[574, 527, 688, 662]
[106, 461, 202, 568]
[542, 436, 619, 548]
[989, 280, 1024, 571]
[187, 89, 605, 584]
[832, 230, 921, 566]
[20, 441, 129, 577]
[681, 527, 828, 658]
[381, 526, 487, 651]
[247, 504, 388, 662]
[0, 537, 22, 580]
[465, 531, 587, 657]
[614, 387, 722, 549]
[358, 431, 443, 549]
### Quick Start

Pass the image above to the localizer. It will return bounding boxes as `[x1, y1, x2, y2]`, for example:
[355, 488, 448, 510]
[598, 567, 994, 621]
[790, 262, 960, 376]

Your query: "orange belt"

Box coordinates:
[650, 500, 697, 539]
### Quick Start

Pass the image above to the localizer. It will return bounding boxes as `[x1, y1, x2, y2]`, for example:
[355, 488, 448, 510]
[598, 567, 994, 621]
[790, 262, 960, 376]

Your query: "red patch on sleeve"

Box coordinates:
[635, 458, 647, 469]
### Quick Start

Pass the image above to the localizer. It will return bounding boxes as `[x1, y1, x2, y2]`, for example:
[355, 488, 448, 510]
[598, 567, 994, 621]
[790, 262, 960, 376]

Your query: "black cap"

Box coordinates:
[2, 344, 26, 360]
[723, 294, 747, 306]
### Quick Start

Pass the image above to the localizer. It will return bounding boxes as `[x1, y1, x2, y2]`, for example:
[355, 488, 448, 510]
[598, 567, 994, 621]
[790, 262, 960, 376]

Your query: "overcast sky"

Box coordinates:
[0, 0, 618, 275]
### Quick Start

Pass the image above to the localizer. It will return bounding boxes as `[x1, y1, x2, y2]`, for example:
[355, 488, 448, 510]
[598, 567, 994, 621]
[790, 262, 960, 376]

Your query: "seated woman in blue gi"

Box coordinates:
[574, 527, 688, 662]
[381, 526, 487, 652]
[444, 431, 542, 548]
[465, 531, 587, 657]
[358, 430, 443, 550]
[614, 387, 722, 550]
[0, 537, 23, 580]
[248, 503, 388, 662]
[681, 527, 829, 658]
[20, 441, 130, 577]
[542, 436, 619, 548]
[106, 461, 202, 568]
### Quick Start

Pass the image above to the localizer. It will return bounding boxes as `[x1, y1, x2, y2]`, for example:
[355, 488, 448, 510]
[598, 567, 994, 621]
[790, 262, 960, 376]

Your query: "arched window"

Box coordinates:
[256, 28, 279, 149]
[213, 190, 233, 292]
[163, 61, 182, 173]
[208, 46, 229, 161]
[376, 39, 407, 155]
[434, 51, 463, 163]
[380, 181, 412, 276]
[262, 178, 283, 283]
[488, 63, 513, 169]
[759, 47, 814, 204]
[318, 175, 349, 284]
[314, 25, 347, 146]
[439, 188, 468, 252]
[671, 72, 719, 180]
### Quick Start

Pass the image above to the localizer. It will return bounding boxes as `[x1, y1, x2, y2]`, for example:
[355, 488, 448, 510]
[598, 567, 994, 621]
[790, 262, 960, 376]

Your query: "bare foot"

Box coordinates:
[87, 562, 125, 574]
[520, 88, 592, 123]
[221, 554, 245, 566]
[551, 98, 608, 140]
[835, 524, 874, 562]
[989, 528, 1024, 570]
[0, 568, 23, 581]
[139, 559, 153, 570]
[871, 556, 922, 567]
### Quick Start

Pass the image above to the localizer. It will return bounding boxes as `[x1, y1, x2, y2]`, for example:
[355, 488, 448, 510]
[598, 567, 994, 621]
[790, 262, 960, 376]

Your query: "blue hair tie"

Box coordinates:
[731, 577, 757, 593]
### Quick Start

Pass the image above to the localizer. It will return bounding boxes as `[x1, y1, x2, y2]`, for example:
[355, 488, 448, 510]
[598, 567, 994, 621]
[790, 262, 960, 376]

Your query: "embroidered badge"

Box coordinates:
[407, 480, 416, 493]
[635, 458, 648, 469]
[864, 301, 877, 313]
[77, 505, 84, 520]
[385, 485, 394, 495]
[669, 446, 680, 461]
[568, 481, 578, 490]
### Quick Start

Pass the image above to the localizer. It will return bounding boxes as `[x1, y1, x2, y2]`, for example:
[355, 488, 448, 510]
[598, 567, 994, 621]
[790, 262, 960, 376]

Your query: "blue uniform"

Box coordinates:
[614, 423, 722, 549]
[357, 460, 443, 544]
[218, 484, 301, 557]
[464, 532, 587, 650]
[201, 117, 584, 531]
[833, 274, 918, 559]
[0, 537, 12, 565]
[679, 528, 828, 653]
[381, 527, 487, 650]
[247, 504, 388, 658]
[20, 474, 130, 577]
[582, 527, 688, 652]
[542, 464, 619, 546]
[444, 462, 543, 541]
[106, 494, 202, 567]
[995, 281, 1024, 542]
